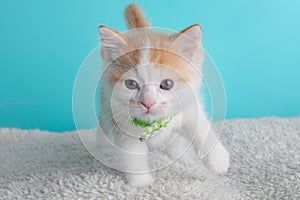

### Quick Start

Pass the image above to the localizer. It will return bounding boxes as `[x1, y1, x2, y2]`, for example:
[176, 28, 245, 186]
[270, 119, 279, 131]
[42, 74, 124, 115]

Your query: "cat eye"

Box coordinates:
[125, 79, 139, 90]
[160, 79, 174, 90]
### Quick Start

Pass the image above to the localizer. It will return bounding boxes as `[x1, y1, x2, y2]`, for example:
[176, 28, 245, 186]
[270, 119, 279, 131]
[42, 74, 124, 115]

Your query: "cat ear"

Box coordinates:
[99, 25, 126, 61]
[99, 25, 126, 47]
[172, 24, 202, 62]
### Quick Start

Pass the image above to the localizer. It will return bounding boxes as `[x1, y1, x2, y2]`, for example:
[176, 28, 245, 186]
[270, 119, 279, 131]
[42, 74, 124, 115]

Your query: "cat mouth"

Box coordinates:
[142, 110, 160, 118]
[136, 113, 166, 123]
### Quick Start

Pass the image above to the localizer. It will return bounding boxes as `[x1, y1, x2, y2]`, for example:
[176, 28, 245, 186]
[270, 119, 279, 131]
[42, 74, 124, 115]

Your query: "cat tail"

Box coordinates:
[125, 3, 150, 29]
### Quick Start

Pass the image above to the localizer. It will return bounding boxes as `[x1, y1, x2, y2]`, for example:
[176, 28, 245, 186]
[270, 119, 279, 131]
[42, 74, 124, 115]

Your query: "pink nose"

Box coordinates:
[141, 99, 156, 109]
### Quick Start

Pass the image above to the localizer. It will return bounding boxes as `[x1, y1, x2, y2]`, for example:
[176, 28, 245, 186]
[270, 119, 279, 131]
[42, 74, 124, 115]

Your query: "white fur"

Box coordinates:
[98, 27, 230, 187]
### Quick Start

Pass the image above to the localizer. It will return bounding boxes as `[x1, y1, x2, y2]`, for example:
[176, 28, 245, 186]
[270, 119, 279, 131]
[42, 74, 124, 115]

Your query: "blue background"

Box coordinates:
[1, 0, 299, 131]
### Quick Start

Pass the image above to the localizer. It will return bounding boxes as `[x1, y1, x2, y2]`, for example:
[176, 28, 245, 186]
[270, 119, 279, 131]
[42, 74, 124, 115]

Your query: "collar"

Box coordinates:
[131, 116, 173, 142]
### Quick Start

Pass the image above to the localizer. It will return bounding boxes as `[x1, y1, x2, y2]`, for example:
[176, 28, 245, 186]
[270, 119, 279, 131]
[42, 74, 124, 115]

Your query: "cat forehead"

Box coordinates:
[109, 34, 196, 83]
[120, 63, 170, 82]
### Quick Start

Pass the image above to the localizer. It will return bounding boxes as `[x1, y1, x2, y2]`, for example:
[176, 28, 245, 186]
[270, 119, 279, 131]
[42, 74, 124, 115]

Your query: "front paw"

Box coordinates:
[201, 143, 230, 173]
[126, 173, 154, 187]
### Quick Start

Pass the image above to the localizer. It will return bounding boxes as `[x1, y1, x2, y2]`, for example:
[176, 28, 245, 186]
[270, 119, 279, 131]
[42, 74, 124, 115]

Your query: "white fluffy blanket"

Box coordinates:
[0, 117, 299, 199]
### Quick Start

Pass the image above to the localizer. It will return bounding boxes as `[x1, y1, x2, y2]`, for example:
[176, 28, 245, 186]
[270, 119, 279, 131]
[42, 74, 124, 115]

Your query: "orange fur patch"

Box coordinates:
[109, 49, 141, 83]
[108, 29, 199, 83]
[161, 101, 167, 105]
[125, 4, 150, 29]
[149, 48, 197, 82]
[129, 99, 137, 104]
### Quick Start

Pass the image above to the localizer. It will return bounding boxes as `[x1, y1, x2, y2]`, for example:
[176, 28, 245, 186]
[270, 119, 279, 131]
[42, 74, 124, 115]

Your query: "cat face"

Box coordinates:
[111, 62, 182, 121]
[100, 25, 203, 122]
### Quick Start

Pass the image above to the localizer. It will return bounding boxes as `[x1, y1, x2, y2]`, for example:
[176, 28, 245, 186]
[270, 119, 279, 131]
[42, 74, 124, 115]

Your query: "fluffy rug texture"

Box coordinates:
[0, 117, 299, 199]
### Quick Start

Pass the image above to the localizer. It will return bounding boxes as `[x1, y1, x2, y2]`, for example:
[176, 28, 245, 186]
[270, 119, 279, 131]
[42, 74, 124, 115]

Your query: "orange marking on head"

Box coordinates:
[161, 101, 167, 105]
[106, 28, 201, 84]
[149, 48, 197, 82]
[108, 49, 141, 83]
[129, 99, 137, 104]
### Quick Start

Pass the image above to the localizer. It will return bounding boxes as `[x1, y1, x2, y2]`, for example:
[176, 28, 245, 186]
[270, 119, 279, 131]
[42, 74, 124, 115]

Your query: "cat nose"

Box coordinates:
[141, 85, 157, 109]
[141, 99, 156, 109]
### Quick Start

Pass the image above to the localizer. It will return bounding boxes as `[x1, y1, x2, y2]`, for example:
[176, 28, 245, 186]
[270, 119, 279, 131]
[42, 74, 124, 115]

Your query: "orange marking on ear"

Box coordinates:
[99, 25, 122, 35]
[179, 24, 202, 34]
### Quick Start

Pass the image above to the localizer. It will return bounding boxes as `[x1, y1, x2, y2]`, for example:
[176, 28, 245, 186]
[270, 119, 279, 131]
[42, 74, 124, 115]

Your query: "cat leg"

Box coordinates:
[181, 109, 230, 173]
[114, 133, 154, 187]
[165, 133, 193, 162]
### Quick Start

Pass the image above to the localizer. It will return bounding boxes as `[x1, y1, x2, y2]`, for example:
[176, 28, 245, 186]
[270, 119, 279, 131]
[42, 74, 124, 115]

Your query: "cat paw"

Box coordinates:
[201, 143, 230, 173]
[126, 174, 154, 187]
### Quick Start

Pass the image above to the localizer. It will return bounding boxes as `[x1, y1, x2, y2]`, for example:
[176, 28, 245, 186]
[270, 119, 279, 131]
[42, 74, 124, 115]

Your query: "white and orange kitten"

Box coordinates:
[98, 4, 229, 186]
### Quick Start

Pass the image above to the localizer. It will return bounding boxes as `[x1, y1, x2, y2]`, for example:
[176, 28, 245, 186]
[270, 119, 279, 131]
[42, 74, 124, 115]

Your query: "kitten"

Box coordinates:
[98, 3, 229, 186]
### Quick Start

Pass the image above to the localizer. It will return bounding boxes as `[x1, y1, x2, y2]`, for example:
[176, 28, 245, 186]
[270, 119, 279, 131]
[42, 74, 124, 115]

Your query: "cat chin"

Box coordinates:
[133, 112, 165, 121]
[129, 108, 166, 120]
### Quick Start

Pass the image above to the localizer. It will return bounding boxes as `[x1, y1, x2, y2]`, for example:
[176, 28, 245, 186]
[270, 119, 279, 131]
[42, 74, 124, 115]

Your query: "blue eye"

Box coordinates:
[125, 79, 139, 90]
[160, 79, 174, 90]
